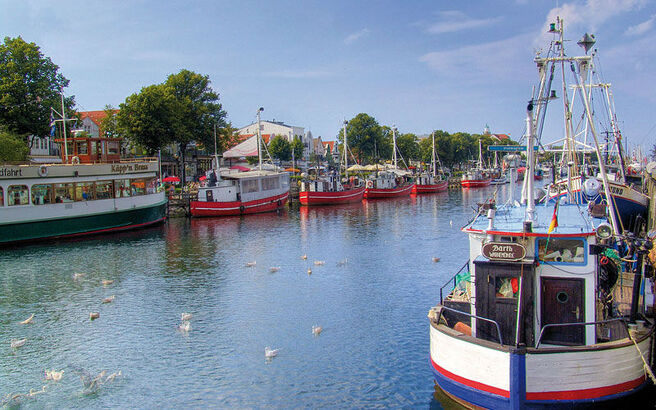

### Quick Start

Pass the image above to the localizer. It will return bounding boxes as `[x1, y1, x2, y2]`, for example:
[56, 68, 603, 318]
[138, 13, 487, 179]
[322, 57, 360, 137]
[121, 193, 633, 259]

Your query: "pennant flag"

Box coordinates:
[548, 201, 559, 233]
[49, 111, 56, 137]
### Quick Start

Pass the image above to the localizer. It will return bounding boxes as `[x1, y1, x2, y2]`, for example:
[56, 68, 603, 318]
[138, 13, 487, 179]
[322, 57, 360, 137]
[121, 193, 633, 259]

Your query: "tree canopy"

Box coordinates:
[0, 36, 75, 141]
[268, 135, 291, 161]
[0, 126, 29, 161]
[338, 113, 388, 163]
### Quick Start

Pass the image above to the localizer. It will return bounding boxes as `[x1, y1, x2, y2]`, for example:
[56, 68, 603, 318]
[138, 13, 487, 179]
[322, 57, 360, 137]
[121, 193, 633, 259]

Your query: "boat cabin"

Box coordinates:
[55, 135, 122, 164]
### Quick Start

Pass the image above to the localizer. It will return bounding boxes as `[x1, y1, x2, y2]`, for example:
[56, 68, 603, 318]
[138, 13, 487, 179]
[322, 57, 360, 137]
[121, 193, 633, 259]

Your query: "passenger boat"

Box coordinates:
[412, 132, 448, 194]
[461, 140, 491, 188]
[429, 20, 655, 408]
[299, 120, 366, 205]
[0, 136, 167, 245]
[191, 108, 290, 217]
[364, 126, 415, 199]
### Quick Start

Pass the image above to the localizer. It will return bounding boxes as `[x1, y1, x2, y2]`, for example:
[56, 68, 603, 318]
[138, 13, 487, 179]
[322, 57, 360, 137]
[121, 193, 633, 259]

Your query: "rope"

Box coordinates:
[626, 328, 656, 384]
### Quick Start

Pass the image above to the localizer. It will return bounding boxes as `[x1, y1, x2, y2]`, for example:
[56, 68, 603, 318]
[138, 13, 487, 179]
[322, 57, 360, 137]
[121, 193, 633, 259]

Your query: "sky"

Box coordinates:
[2, 0, 655, 152]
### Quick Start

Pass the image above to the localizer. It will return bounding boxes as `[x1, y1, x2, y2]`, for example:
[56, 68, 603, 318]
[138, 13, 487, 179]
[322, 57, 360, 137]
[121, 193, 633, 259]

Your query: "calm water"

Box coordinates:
[1, 185, 517, 408]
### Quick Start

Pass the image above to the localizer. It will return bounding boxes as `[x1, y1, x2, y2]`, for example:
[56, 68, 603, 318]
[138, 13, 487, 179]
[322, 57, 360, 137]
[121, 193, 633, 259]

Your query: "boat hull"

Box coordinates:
[430, 323, 651, 409]
[461, 179, 491, 188]
[364, 183, 414, 199]
[0, 198, 167, 245]
[412, 181, 448, 194]
[190, 191, 288, 217]
[299, 186, 365, 206]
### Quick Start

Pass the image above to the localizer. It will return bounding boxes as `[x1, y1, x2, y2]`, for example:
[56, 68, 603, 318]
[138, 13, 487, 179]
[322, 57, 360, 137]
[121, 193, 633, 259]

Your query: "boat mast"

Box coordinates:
[431, 131, 436, 177]
[392, 125, 398, 169]
[601, 84, 627, 182]
[478, 139, 483, 170]
[526, 101, 536, 222]
[256, 107, 264, 171]
[343, 120, 348, 180]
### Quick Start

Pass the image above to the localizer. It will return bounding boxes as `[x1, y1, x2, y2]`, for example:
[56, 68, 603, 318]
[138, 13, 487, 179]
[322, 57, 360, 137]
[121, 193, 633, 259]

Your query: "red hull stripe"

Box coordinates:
[364, 184, 414, 198]
[299, 187, 365, 205]
[413, 182, 448, 193]
[55, 217, 166, 239]
[190, 192, 288, 216]
[461, 179, 491, 187]
[463, 228, 595, 238]
[432, 357, 646, 401]
[431, 358, 510, 398]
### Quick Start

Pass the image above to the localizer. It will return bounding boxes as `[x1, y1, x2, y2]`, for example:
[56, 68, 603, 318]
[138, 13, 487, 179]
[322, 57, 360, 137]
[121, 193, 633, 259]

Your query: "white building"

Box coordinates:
[237, 120, 313, 158]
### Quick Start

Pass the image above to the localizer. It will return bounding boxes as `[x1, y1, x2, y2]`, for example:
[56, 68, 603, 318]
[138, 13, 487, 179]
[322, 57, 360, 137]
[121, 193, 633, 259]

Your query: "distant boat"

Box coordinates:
[191, 109, 290, 217]
[364, 126, 415, 199]
[299, 121, 366, 206]
[413, 132, 448, 194]
[461, 140, 491, 188]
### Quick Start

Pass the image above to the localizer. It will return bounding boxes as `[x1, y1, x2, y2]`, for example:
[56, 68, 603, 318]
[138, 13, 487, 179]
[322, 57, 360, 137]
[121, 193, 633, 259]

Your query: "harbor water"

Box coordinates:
[2, 183, 648, 408]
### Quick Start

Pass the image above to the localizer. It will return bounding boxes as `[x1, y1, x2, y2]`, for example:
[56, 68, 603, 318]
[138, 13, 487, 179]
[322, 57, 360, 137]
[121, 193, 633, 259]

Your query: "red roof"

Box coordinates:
[323, 141, 335, 152]
[492, 134, 510, 140]
[79, 110, 118, 126]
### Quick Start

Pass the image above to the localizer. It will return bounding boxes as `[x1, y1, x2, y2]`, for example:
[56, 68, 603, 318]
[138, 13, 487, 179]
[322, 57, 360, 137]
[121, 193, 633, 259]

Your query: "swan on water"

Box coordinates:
[313, 261, 325, 266]
[10, 338, 26, 348]
[102, 295, 115, 304]
[312, 325, 323, 336]
[307, 268, 312, 275]
[265, 346, 279, 358]
[89, 312, 100, 320]
[45, 370, 64, 381]
[181, 312, 193, 321]
[245, 261, 256, 267]
[301, 254, 307, 260]
[269, 267, 280, 272]
[178, 321, 191, 332]
[20, 313, 34, 324]
[102, 279, 114, 286]
[432, 257, 440, 263]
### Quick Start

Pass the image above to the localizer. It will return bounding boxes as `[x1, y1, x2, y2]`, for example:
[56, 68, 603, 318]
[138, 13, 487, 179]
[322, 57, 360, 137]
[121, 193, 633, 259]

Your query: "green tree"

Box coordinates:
[99, 105, 121, 139]
[268, 135, 291, 161]
[0, 36, 75, 142]
[0, 126, 29, 161]
[118, 69, 228, 184]
[291, 136, 304, 161]
[396, 132, 420, 163]
[338, 113, 386, 164]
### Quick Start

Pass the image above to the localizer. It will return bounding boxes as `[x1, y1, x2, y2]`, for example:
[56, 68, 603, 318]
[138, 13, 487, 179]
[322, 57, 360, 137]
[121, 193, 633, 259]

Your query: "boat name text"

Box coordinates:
[0, 168, 22, 177]
[482, 242, 526, 261]
[111, 164, 149, 174]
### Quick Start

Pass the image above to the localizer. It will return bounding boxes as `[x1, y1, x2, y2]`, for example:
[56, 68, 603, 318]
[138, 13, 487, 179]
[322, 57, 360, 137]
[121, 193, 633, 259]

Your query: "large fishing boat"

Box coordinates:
[428, 20, 655, 408]
[364, 126, 414, 199]
[0, 136, 167, 245]
[299, 120, 365, 205]
[412, 132, 448, 194]
[191, 108, 290, 217]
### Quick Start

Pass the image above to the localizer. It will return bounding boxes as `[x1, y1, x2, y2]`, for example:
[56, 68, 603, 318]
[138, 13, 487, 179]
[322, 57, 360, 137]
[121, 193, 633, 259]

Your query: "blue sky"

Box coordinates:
[2, 0, 655, 152]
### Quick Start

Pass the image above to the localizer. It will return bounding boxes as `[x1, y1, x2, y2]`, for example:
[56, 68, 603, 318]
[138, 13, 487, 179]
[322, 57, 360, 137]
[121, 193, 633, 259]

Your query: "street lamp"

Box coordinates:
[257, 107, 264, 170]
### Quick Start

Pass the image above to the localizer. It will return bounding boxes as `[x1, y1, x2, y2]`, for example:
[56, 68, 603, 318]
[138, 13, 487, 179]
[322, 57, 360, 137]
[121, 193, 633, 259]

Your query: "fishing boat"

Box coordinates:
[461, 140, 491, 188]
[364, 126, 414, 199]
[0, 136, 167, 245]
[412, 132, 448, 194]
[429, 19, 655, 409]
[299, 120, 365, 205]
[191, 108, 290, 217]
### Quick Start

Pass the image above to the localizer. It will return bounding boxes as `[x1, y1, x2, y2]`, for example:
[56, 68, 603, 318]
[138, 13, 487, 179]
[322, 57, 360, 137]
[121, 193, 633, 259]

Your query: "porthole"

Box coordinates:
[556, 291, 569, 304]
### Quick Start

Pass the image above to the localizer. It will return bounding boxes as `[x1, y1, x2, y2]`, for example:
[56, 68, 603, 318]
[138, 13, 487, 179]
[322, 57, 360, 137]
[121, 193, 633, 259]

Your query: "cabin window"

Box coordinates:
[95, 181, 113, 199]
[242, 179, 259, 193]
[115, 179, 131, 197]
[75, 182, 95, 201]
[537, 238, 585, 264]
[261, 176, 280, 191]
[8, 185, 29, 206]
[31, 184, 53, 205]
[108, 142, 120, 155]
[495, 277, 519, 298]
[0, 187, 3, 206]
[130, 178, 148, 196]
[146, 177, 158, 194]
[54, 183, 74, 202]
[76, 141, 88, 155]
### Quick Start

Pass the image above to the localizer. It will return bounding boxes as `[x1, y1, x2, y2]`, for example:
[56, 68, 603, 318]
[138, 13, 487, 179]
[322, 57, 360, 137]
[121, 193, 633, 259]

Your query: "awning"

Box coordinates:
[223, 135, 258, 158]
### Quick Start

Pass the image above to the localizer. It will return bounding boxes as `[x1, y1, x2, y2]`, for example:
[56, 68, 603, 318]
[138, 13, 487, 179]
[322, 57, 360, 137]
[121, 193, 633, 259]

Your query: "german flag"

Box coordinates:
[548, 201, 559, 233]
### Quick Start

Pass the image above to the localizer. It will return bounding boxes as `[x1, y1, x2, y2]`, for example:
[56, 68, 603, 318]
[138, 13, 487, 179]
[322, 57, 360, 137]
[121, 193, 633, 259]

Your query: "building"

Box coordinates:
[483, 124, 510, 141]
[237, 120, 312, 158]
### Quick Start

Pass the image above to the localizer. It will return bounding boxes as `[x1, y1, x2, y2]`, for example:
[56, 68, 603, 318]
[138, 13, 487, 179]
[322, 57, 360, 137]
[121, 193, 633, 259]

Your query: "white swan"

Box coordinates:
[312, 325, 323, 336]
[181, 312, 193, 321]
[102, 279, 114, 286]
[432, 257, 440, 263]
[11, 338, 26, 348]
[301, 254, 307, 260]
[89, 312, 100, 320]
[178, 321, 191, 332]
[265, 346, 279, 358]
[269, 267, 280, 272]
[313, 261, 325, 266]
[245, 261, 256, 267]
[307, 268, 312, 275]
[102, 295, 115, 304]
[45, 370, 64, 382]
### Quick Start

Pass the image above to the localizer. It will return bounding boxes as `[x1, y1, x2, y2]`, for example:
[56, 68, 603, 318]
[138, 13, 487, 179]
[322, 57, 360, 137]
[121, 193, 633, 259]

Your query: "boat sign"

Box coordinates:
[488, 145, 538, 152]
[482, 242, 526, 261]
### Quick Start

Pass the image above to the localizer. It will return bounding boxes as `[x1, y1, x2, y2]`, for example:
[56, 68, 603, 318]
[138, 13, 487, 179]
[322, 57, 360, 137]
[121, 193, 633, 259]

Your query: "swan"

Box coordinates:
[450, 220, 453, 227]
[245, 261, 256, 267]
[45, 370, 64, 381]
[11, 338, 26, 348]
[313, 261, 325, 266]
[102, 279, 114, 286]
[432, 257, 440, 263]
[301, 254, 307, 260]
[178, 321, 191, 332]
[307, 268, 312, 275]
[102, 295, 115, 304]
[337, 258, 348, 266]
[20, 313, 34, 324]
[265, 346, 279, 358]
[312, 325, 323, 336]
[89, 312, 100, 320]
[72, 273, 85, 280]
[269, 267, 280, 272]
[181, 312, 193, 321]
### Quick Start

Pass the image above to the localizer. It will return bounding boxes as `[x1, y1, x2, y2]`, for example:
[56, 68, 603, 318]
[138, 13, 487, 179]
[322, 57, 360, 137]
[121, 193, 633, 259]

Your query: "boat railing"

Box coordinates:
[535, 317, 630, 348]
[435, 305, 504, 345]
[439, 260, 470, 304]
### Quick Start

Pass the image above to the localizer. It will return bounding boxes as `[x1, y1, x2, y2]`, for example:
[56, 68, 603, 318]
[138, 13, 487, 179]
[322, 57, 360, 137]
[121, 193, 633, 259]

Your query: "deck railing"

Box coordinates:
[535, 317, 631, 348]
[439, 260, 470, 304]
[435, 305, 504, 345]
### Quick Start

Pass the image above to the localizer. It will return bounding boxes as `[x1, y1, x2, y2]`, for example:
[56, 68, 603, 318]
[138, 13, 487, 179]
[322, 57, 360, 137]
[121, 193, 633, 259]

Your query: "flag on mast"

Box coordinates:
[548, 201, 559, 233]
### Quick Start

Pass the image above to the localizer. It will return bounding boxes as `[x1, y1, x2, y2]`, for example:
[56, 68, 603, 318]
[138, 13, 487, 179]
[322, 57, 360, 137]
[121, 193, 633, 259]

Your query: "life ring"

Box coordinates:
[366, 180, 374, 188]
[38, 165, 48, 177]
[600, 255, 610, 266]
[71, 156, 80, 165]
[239, 205, 245, 213]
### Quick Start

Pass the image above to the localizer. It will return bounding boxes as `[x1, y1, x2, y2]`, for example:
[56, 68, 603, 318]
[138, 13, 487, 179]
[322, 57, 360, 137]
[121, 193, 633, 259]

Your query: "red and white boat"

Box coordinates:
[364, 126, 415, 199]
[299, 174, 365, 205]
[461, 140, 491, 187]
[412, 132, 449, 194]
[191, 108, 290, 217]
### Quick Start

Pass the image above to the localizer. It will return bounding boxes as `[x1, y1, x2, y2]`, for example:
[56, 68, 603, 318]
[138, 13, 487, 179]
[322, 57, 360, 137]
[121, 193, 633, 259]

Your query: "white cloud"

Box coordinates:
[426, 10, 502, 34]
[625, 15, 656, 36]
[344, 28, 370, 44]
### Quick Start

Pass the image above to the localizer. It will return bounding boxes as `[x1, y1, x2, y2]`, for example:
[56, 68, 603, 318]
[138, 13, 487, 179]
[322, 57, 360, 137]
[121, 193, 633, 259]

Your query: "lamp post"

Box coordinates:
[343, 120, 348, 180]
[257, 107, 264, 171]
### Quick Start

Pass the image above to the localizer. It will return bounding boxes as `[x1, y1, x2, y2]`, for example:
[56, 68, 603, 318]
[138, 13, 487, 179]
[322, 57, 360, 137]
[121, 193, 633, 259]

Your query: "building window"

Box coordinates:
[8, 185, 29, 206]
